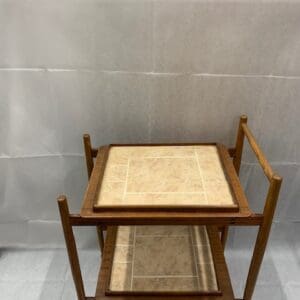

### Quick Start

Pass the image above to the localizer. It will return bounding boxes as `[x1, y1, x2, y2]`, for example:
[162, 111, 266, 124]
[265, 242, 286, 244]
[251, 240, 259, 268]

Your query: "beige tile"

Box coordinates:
[108, 147, 138, 164]
[97, 192, 123, 206]
[133, 236, 196, 276]
[97, 182, 125, 205]
[109, 225, 219, 293]
[132, 277, 199, 292]
[205, 181, 234, 205]
[200, 162, 226, 181]
[196, 154, 221, 167]
[124, 193, 207, 206]
[136, 225, 190, 236]
[109, 263, 132, 291]
[141, 146, 196, 157]
[100, 181, 125, 193]
[98, 145, 235, 208]
[103, 164, 127, 182]
[197, 263, 218, 291]
[127, 158, 202, 193]
[113, 245, 133, 263]
[195, 146, 218, 158]
[195, 147, 226, 183]
[108, 146, 197, 165]
[116, 226, 134, 245]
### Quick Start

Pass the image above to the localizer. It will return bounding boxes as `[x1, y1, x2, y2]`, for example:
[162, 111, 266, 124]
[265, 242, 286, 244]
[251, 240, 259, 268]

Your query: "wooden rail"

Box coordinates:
[241, 123, 274, 182]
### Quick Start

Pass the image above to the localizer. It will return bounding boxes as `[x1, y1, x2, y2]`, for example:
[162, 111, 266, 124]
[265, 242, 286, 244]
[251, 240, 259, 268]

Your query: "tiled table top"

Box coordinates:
[95, 145, 235, 210]
[109, 225, 218, 292]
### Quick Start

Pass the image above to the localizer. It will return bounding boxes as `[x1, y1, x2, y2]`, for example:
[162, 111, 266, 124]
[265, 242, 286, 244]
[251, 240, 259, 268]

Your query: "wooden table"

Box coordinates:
[58, 116, 282, 300]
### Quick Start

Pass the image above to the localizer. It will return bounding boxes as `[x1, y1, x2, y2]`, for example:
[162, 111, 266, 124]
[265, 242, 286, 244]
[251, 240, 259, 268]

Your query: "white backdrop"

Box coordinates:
[0, 0, 300, 248]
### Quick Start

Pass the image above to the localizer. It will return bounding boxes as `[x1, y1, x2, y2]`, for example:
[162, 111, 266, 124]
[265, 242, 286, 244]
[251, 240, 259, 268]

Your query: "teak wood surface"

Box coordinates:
[80, 143, 255, 225]
[58, 116, 283, 300]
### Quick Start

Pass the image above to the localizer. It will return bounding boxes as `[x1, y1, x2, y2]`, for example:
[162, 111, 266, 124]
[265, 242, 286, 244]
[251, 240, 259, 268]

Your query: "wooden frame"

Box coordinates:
[80, 143, 252, 221]
[92, 143, 240, 213]
[83, 134, 105, 253]
[58, 116, 282, 300]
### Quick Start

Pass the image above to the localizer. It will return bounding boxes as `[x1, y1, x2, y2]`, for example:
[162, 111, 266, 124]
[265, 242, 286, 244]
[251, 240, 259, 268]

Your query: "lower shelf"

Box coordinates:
[95, 225, 234, 300]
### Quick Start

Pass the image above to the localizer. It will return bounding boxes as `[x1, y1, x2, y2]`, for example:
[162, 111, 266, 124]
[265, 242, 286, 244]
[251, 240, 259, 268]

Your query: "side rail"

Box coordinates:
[231, 115, 283, 300]
[83, 134, 104, 253]
[83, 134, 98, 179]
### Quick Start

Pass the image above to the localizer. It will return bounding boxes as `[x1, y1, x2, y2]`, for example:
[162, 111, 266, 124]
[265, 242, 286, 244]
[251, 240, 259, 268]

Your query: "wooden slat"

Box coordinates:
[72, 213, 263, 226]
[81, 146, 109, 212]
[94, 204, 239, 213]
[217, 144, 251, 214]
[207, 226, 235, 299]
[241, 123, 274, 181]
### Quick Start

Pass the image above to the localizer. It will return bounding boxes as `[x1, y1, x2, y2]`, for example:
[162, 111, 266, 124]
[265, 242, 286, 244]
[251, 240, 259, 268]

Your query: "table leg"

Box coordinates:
[58, 196, 86, 300]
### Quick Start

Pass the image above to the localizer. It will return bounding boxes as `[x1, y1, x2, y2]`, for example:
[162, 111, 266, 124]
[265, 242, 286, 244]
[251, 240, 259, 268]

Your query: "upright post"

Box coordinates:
[57, 196, 86, 300]
[233, 115, 248, 174]
[243, 175, 282, 300]
[83, 134, 94, 179]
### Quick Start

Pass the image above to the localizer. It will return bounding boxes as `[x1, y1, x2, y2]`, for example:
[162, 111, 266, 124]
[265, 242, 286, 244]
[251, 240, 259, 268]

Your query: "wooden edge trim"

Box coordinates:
[81, 146, 110, 213]
[93, 204, 239, 213]
[217, 144, 252, 214]
[241, 123, 274, 182]
[71, 214, 263, 226]
[97, 226, 118, 294]
[216, 144, 239, 208]
[106, 291, 222, 297]
[207, 226, 235, 299]
[92, 147, 110, 208]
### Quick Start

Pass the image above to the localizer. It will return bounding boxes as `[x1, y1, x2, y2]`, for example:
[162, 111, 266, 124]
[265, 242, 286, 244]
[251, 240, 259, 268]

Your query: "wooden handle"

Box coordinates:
[241, 123, 274, 181]
[83, 134, 94, 179]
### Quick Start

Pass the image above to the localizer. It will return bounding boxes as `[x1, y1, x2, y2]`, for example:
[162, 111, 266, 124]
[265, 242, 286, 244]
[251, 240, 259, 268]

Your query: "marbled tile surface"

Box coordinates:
[109, 225, 218, 292]
[96, 145, 234, 208]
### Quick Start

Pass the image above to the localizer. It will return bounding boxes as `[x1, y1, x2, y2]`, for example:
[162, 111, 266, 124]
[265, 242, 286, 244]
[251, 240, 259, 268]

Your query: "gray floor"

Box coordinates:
[0, 224, 299, 299]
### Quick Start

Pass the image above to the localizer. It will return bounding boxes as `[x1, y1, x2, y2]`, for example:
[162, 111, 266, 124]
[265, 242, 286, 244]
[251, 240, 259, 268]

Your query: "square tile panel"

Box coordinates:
[96, 145, 235, 209]
[109, 226, 218, 292]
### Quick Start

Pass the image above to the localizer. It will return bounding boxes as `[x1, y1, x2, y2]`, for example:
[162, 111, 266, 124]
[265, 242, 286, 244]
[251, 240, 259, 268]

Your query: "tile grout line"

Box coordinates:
[194, 150, 208, 204]
[130, 226, 137, 291]
[189, 226, 201, 290]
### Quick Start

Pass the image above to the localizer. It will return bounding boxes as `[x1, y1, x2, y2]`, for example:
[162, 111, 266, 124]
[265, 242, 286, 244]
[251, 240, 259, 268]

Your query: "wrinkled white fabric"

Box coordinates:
[0, 0, 299, 248]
